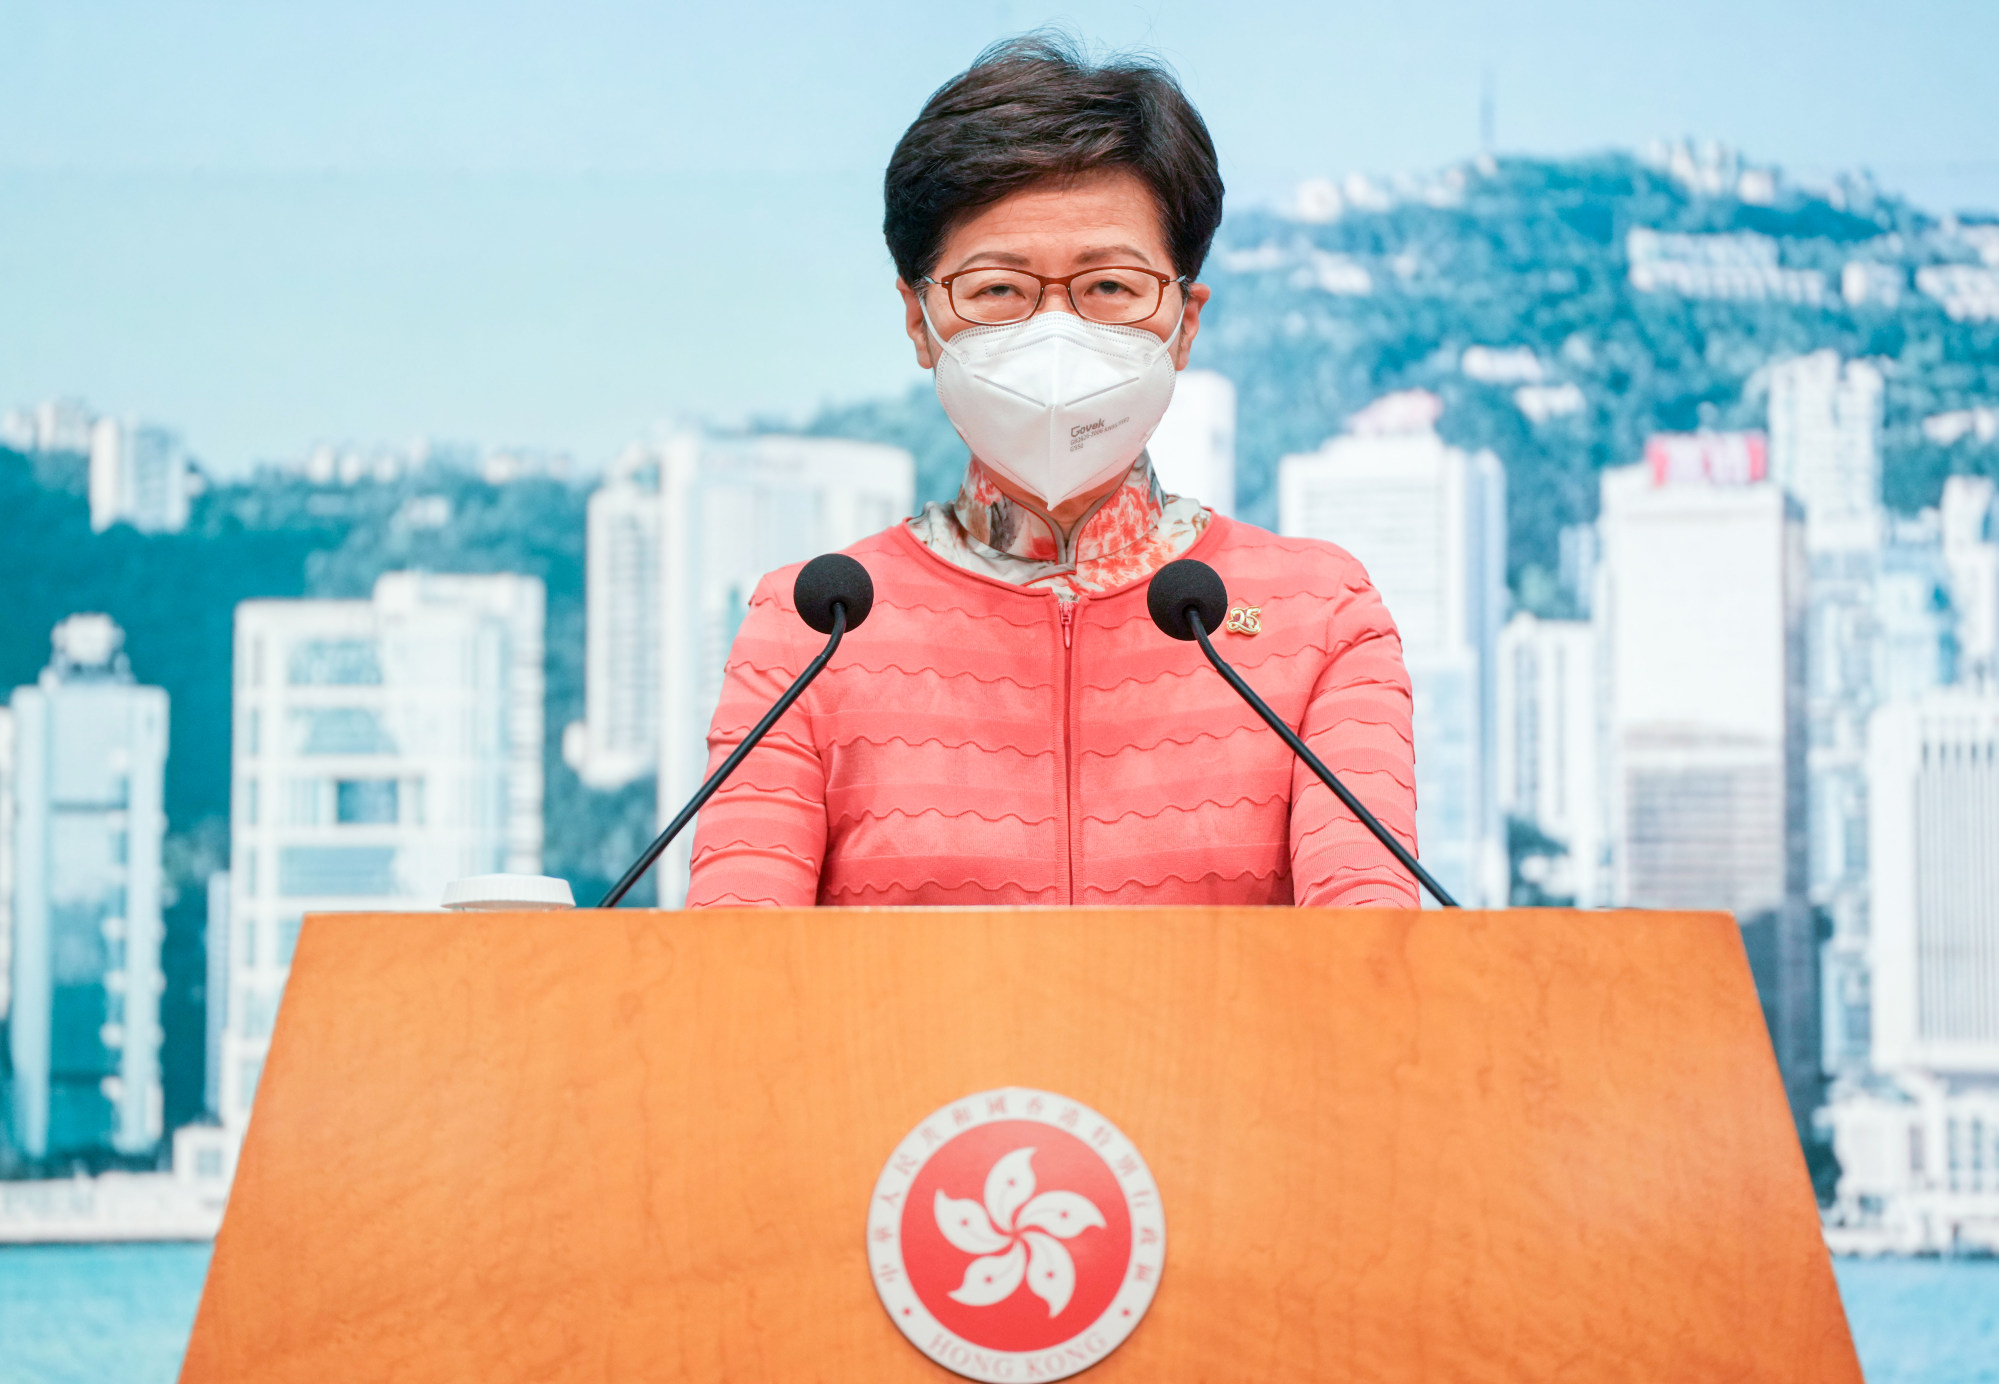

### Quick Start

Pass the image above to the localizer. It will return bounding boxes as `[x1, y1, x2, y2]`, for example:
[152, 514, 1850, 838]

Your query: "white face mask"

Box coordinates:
[928, 305, 1180, 510]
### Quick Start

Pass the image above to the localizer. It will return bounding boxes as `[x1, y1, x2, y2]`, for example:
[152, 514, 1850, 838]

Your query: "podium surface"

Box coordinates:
[183, 907, 1858, 1381]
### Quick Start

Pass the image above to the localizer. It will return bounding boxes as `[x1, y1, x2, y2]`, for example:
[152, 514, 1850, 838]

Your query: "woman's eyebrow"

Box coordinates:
[1072, 243, 1155, 266]
[949, 249, 1035, 271]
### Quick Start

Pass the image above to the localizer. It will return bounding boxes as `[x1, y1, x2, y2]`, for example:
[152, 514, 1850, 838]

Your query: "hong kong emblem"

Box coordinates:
[866, 1087, 1166, 1382]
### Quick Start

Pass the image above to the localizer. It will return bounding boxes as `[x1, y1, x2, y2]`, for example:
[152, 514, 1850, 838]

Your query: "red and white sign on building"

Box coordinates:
[1645, 430, 1768, 487]
[866, 1088, 1166, 1382]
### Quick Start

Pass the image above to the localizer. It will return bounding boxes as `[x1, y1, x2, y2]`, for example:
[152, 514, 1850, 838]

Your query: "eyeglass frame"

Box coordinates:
[919, 265, 1193, 326]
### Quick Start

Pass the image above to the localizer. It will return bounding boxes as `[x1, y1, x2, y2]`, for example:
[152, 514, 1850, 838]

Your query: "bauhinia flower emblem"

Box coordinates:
[934, 1147, 1107, 1317]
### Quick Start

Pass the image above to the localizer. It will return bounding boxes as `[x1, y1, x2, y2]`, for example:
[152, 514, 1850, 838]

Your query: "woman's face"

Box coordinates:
[896, 166, 1211, 372]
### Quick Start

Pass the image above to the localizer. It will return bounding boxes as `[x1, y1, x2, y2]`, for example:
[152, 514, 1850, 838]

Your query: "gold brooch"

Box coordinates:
[1223, 603, 1262, 636]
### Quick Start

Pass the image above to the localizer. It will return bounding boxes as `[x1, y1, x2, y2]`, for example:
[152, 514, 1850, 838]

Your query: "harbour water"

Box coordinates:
[0, 1244, 1993, 1382]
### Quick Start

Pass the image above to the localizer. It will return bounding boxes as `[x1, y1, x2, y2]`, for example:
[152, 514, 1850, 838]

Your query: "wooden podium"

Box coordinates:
[181, 908, 1859, 1381]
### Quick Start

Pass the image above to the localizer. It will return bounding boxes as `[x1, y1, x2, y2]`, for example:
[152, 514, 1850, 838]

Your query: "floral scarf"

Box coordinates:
[906, 454, 1210, 599]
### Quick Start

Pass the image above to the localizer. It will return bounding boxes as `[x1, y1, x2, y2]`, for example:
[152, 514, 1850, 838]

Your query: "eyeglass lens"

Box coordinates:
[947, 269, 1170, 326]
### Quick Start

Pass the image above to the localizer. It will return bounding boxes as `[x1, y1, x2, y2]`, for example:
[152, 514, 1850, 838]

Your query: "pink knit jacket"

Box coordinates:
[685, 515, 1419, 908]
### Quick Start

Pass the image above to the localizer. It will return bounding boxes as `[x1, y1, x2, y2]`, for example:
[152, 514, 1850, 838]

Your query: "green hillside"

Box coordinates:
[802, 151, 1999, 606]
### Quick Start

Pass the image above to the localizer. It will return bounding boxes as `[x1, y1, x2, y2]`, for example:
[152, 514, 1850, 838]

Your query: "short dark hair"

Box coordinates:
[883, 33, 1225, 285]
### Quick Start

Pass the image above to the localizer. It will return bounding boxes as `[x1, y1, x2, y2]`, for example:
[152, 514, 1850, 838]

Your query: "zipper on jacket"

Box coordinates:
[1056, 594, 1083, 903]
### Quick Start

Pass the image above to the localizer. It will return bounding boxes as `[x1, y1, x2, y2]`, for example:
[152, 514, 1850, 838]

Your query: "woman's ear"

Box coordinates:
[897, 279, 938, 369]
[1171, 281, 1211, 371]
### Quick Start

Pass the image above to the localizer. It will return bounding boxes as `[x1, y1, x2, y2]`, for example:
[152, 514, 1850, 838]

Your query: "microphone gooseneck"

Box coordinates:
[1146, 559, 1460, 909]
[597, 554, 874, 908]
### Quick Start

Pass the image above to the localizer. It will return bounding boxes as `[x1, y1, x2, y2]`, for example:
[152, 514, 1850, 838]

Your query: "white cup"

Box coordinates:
[440, 874, 576, 911]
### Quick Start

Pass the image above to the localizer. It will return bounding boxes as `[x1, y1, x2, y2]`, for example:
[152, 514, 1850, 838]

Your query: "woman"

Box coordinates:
[687, 37, 1419, 909]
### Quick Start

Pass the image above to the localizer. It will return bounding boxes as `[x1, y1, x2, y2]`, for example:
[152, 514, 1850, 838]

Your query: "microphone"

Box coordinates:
[1146, 559, 1459, 909]
[597, 553, 874, 907]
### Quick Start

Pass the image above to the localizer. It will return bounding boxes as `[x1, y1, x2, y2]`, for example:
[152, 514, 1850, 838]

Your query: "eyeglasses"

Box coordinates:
[923, 266, 1190, 327]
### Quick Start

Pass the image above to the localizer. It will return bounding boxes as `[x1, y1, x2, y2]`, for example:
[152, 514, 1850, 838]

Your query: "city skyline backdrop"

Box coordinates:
[3, 0, 1997, 474]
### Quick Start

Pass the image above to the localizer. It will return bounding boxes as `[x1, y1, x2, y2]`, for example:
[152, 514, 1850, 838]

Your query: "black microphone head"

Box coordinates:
[793, 553, 874, 635]
[1147, 559, 1229, 642]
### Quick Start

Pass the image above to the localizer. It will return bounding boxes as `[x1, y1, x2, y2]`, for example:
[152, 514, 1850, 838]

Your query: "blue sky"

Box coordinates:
[2, 0, 1994, 473]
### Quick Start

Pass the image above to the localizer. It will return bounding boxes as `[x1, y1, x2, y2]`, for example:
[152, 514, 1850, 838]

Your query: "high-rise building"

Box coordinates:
[1596, 452, 1817, 1122]
[223, 573, 544, 1130]
[1146, 369, 1236, 516]
[0, 708, 13, 1027]
[1868, 692, 1999, 1074]
[1495, 613, 1603, 906]
[1768, 351, 1884, 552]
[203, 872, 230, 1121]
[1809, 538, 1880, 1085]
[1557, 523, 1599, 617]
[1277, 391, 1507, 907]
[563, 446, 663, 790]
[89, 419, 191, 534]
[1941, 476, 1999, 685]
[656, 433, 914, 905]
[7, 616, 168, 1159]
[1822, 691, 1999, 1252]
[1876, 514, 1958, 701]
[1766, 354, 1890, 1079]
[1819, 511, 1960, 1077]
